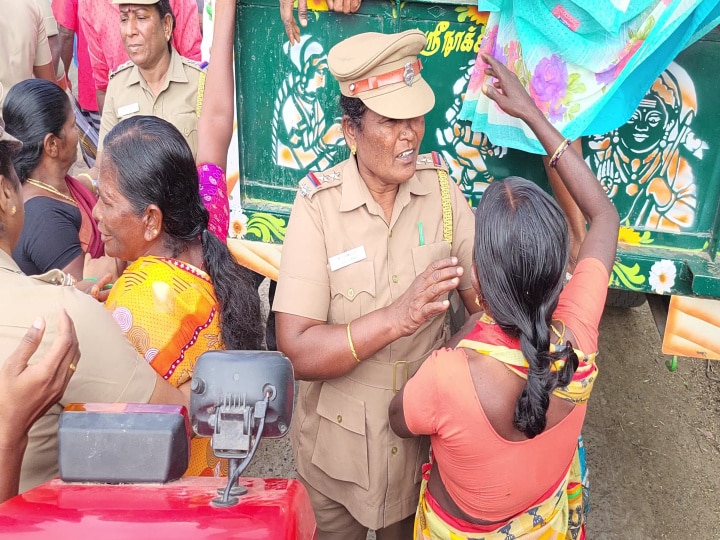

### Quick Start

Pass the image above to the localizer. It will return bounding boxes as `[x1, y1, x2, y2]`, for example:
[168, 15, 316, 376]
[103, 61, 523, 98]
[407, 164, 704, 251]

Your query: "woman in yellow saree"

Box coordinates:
[95, 115, 262, 476]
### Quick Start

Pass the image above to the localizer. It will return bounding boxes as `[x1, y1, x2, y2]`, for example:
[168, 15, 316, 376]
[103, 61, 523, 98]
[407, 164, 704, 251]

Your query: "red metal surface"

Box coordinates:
[0, 477, 316, 540]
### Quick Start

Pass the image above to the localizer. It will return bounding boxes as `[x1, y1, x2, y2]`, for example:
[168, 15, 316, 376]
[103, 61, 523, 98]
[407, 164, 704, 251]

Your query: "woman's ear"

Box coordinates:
[0, 175, 12, 207]
[341, 116, 356, 150]
[143, 204, 163, 241]
[0, 174, 18, 218]
[43, 132, 59, 158]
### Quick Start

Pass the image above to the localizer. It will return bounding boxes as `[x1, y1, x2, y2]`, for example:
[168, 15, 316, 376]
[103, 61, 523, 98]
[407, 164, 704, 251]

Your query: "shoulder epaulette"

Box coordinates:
[109, 60, 133, 79]
[181, 56, 207, 72]
[415, 151, 448, 172]
[298, 169, 342, 199]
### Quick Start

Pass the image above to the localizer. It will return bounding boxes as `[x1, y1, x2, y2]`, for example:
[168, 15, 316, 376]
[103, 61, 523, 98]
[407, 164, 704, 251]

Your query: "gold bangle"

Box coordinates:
[549, 138, 572, 168]
[346, 323, 361, 363]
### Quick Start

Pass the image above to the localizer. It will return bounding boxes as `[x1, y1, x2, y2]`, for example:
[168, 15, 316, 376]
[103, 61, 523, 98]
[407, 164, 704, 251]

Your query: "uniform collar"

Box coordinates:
[0, 249, 22, 274]
[126, 48, 188, 90]
[339, 155, 431, 213]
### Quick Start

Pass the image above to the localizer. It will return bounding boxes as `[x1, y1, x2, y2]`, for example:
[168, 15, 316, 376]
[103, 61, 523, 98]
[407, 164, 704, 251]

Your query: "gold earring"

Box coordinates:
[351, 145, 357, 156]
[10, 205, 16, 216]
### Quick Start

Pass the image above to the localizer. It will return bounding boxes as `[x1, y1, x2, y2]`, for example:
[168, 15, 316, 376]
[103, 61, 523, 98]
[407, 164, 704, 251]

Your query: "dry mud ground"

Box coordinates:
[247, 300, 720, 540]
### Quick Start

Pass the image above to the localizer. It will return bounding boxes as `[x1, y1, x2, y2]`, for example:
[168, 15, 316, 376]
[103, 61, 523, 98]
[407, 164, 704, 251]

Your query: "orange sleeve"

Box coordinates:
[403, 348, 467, 435]
[553, 257, 609, 353]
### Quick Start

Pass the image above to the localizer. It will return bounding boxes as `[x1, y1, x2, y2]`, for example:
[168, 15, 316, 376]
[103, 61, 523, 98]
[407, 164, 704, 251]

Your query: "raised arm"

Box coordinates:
[481, 54, 619, 273]
[195, 0, 236, 170]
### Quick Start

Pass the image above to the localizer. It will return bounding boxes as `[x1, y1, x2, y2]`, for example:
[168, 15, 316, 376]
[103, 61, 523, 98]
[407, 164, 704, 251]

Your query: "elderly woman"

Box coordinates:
[4, 79, 103, 279]
[273, 30, 479, 539]
[0, 114, 186, 493]
[389, 54, 620, 539]
[94, 115, 262, 475]
[98, 0, 203, 160]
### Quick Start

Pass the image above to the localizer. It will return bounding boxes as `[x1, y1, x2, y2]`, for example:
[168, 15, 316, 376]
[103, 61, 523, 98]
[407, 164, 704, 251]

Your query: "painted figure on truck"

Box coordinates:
[272, 35, 344, 171]
[586, 62, 706, 231]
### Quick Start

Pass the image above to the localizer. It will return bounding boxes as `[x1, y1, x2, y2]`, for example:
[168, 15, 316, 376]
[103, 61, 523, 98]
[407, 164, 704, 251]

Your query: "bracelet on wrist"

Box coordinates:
[549, 138, 572, 168]
[346, 323, 361, 363]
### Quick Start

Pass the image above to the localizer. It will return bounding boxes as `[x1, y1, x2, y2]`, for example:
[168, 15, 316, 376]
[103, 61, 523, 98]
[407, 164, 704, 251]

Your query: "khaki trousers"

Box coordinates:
[300, 475, 415, 540]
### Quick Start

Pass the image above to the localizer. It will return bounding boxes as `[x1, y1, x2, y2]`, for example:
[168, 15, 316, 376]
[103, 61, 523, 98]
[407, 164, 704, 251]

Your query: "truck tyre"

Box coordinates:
[605, 289, 647, 309]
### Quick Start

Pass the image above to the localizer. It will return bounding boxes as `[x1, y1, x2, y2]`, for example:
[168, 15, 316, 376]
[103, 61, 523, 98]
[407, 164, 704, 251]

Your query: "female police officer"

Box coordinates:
[273, 30, 479, 540]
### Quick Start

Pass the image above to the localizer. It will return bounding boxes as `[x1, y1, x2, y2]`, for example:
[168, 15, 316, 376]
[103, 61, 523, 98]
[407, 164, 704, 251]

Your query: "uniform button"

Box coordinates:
[347, 288, 354, 298]
[184, 128, 190, 135]
[153, 105, 158, 111]
[392, 275, 398, 283]
[389, 230, 393, 238]
[391, 446, 398, 455]
[336, 415, 342, 423]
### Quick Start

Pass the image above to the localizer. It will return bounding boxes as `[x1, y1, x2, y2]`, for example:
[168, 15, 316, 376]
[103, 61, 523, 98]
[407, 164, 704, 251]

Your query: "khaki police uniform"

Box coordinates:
[273, 152, 475, 534]
[273, 30, 473, 537]
[98, 48, 204, 157]
[0, 250, 159, 492]
[0, 0, 52, 110]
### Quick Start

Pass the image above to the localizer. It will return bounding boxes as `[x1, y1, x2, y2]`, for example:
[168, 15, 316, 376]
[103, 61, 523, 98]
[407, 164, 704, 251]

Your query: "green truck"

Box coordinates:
[229, 1, 720, 361]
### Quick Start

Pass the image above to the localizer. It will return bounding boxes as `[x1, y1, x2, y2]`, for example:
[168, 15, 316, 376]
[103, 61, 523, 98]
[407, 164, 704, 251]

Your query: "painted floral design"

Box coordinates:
[617, 226, 654, 245]
[295, 0, 329, 10]
[648, 259, 677, 294]
[611, 261, 646, 291]
[228, 208, 248, 239]
[455, 6, 488, 26]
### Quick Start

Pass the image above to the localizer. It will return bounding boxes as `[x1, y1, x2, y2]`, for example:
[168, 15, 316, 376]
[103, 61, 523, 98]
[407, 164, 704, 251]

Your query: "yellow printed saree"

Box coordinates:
[105, 256, 228, 476]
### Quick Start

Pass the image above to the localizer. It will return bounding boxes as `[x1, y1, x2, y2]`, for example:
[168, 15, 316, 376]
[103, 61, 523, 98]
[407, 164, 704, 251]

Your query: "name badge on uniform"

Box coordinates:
[328, 246, 366, 272]
[117, 103, 140, 117]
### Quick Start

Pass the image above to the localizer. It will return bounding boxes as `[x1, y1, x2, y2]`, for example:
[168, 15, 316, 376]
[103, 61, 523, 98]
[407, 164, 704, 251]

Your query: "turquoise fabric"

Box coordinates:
[462, 1, 720, 154]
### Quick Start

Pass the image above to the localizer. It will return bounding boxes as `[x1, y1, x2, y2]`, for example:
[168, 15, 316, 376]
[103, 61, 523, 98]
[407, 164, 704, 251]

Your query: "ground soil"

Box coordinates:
[584, 303, 720, 539]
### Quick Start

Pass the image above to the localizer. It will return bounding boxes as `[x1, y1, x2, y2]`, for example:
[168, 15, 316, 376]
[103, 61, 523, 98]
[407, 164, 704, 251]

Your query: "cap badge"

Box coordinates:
[403, 62, 415, 86]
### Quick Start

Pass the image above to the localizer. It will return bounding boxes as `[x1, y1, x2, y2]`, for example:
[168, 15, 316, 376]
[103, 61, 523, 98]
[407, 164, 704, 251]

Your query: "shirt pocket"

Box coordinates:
[311, 383, 369, 490]
[328, 260, 376, 324]
[174, 111, 199, 157]
[410, 241, 451, 277]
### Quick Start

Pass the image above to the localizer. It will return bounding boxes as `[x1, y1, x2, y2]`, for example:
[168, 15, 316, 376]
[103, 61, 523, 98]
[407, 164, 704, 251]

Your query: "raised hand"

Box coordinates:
[480, 53, 540, 123]
[389, 257, 464, 337]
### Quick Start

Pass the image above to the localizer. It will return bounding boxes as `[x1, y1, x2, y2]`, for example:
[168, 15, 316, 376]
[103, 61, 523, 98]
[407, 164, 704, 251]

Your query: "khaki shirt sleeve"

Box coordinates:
[55, 287, 157, 404]
[39, 0, 59, 36]
[33, 0, 52, 67]
[97, 80, 120, 152]
[449, 179, 475, 291]
[272, 191, 332, 322]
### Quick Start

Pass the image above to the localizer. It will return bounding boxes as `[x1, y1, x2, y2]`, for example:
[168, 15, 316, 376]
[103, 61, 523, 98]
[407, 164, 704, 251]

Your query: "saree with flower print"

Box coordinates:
[460, 0, 720, 154]
[105, 256, 228, 477]
[413, 316, 596, 540]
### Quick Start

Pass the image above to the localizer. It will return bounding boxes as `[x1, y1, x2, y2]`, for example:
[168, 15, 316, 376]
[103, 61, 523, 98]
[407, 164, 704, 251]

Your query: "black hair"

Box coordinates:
[155, 0, 176, 53]
[103, 115, 263, 350]
[3, 79, 72, 183]
[340, 95, 368, 131]
[474, 177, 578, 439]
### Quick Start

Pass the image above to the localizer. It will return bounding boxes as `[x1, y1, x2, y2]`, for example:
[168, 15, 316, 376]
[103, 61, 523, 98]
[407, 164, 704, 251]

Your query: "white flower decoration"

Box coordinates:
[228, 209, 248, 239]
[648, 259, 677, 294]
